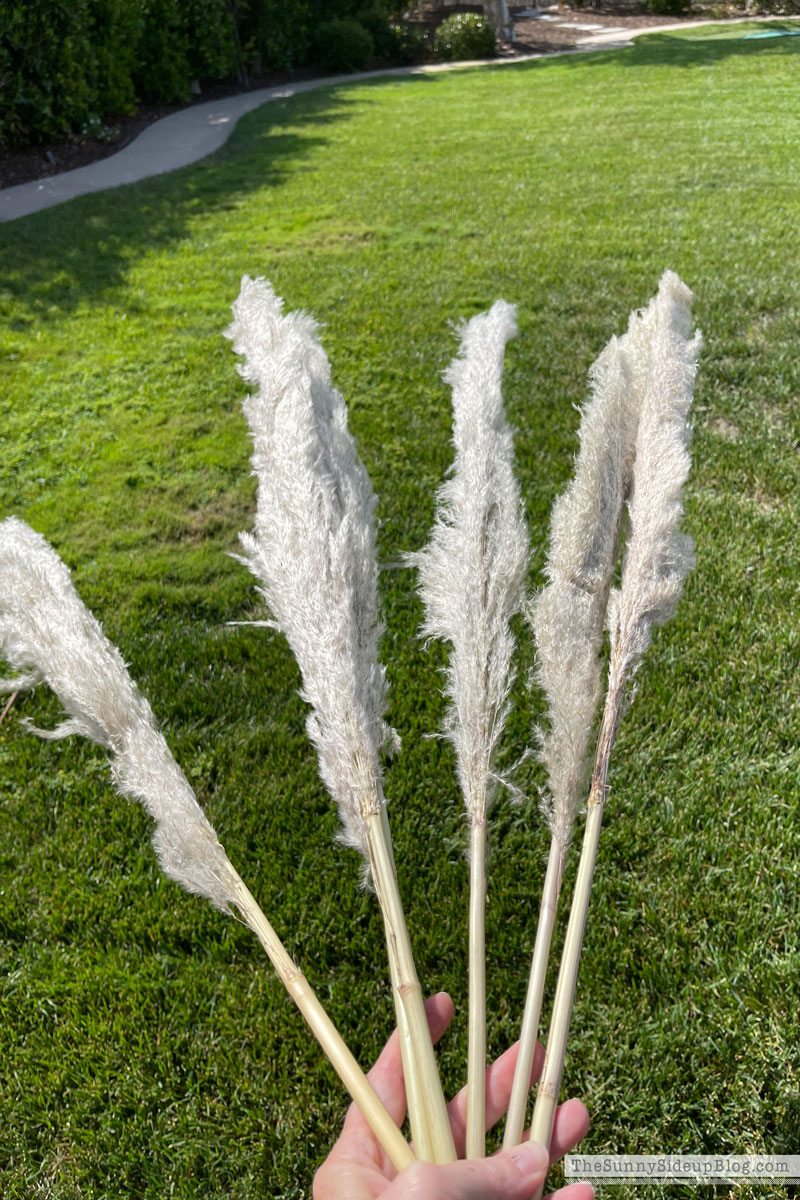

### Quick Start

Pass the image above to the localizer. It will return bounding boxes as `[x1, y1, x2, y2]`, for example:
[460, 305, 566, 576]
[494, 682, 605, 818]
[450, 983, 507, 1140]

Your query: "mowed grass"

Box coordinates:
[1, 23, 799, 1199]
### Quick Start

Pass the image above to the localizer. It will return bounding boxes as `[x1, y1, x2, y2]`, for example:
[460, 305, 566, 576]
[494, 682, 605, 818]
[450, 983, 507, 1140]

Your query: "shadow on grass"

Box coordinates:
[2, 28, 796, 322]
[0, 75, 431, 321]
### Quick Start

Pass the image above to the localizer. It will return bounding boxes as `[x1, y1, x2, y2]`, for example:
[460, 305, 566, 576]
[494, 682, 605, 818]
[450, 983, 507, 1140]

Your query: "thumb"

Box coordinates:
[384, 1140, 549, 1200]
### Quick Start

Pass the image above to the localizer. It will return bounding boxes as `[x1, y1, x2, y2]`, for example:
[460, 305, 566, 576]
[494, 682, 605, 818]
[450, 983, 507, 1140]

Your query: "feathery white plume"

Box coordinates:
[226, 277, 457, 1163]
[533, 301, 654, 848]
[504, 309, 646, 1150]
[608, 269, 702, 676]
[0, 517, 417, 1172]
[0, 517, 236, 911]
[409, 300, 529, 823]
[507, 272, 701, 1153]
[528, 271, 702, 1162]
[408, 301, 529, 1158]
[225, 276, 397, 860]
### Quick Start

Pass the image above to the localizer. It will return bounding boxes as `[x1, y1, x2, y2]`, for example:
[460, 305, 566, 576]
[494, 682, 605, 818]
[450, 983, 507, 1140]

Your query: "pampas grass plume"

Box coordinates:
[528, 271, 702, 1176]
[226, 277, 455, 1163]
[608, 269, 702, 676]
[226, 276, 397, 860]
[534, 296, 659, 848]
[409, 300, 529, 1157]
[0, 516, 236, 910]
[410, 300, 529, 824]
[0, 515, 414, 1173]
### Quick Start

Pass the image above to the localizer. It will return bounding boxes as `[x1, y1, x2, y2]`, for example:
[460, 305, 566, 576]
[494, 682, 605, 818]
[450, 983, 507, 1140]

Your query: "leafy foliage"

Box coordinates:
[0, 0, 431, 148]
[0, 0, 350, 148]
[357, 10, 422, 66]
[0, 0, 243, 146]
[239, 0, 311, 73]
[434, 12, 496, 62]
[744, 0, 800, 10]
[646, 0, 691, 15]
[387, 20, 429, 64]
[311, 16, 375, 73]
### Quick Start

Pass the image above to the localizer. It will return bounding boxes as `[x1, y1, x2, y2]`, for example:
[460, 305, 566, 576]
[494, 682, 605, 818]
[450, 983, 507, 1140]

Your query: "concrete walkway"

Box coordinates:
[2, 15, 796, 223]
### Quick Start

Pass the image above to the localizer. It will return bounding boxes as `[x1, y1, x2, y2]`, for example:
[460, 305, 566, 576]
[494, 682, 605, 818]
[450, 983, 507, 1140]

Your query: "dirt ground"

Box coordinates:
[507, 2, 704, 54]
[0, 4, 745, 192]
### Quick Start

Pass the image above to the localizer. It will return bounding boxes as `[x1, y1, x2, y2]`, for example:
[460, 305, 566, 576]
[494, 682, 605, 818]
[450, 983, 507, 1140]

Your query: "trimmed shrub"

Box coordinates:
[645, 0, 691, 12]
[357, 10, 402, 63]
[132, 0, 236, 102]
[387, 20, 428, 65]
[0, 0, 410, 151]
[87, 0, 141, 117]
[184, 0, 239, 82]
[132, 0, 192, 102]
[308, 0, 394, 18]
[240, 0, 311, 73]
[0, 0, 241, 147]
[311, 17, 374, 73]
[351, 12, 428, 66]
[434, 12, 496, 62]
[0, 1, 96, 146]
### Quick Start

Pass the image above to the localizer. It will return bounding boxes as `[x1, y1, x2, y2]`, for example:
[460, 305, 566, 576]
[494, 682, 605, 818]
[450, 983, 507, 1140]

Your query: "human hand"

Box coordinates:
[314, 993, 593, 1200]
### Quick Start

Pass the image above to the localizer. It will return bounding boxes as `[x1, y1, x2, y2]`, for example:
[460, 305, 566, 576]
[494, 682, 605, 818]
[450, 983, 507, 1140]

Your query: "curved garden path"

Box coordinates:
[1, 15, 796, 223]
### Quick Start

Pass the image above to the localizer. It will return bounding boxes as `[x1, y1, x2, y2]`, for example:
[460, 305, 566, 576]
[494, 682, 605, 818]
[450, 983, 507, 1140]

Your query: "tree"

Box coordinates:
[482, 0, 511, 41]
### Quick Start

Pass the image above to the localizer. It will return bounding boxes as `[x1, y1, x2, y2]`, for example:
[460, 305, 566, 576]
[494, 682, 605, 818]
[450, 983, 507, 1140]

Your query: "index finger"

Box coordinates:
[340, 993, 455, 1140]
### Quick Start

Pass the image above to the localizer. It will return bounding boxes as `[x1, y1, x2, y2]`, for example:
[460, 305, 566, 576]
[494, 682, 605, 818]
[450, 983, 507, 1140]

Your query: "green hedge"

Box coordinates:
[645, 0, 691, 15]
[0, 1, 428, 150]
[238, 0, 312, 75]
[0, 0, 312, 149]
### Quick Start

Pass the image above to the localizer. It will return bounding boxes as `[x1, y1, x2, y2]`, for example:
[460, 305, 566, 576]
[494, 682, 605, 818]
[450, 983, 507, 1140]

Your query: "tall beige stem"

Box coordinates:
[503, 836, 564, 1149]
[528, 661, 626, 1196]
[232, 875, 414, 1174]
[366, 809, 457, 1164]
[466, 819, 487, 1159]
[390, 960, 435, 1163]
[372, 808, 435, 1162]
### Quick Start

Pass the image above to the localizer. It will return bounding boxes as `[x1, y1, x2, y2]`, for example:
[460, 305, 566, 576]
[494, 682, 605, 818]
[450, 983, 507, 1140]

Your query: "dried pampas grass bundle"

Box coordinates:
[529, 271, 702, 1168]
[3, 268, 701, 1179]
[505, 287, 658, 1147]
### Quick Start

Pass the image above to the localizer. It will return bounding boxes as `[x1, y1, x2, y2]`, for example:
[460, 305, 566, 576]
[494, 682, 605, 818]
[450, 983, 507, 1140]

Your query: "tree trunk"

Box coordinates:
[483, 0, 511, 40]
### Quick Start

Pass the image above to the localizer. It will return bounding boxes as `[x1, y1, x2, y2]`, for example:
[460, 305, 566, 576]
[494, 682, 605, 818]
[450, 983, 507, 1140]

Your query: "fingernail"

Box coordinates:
[509, 1140, 549, 1176]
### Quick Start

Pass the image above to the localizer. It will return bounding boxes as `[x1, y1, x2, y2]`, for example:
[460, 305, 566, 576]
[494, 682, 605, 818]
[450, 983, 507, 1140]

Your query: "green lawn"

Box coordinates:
[1, 23, 799, 1199]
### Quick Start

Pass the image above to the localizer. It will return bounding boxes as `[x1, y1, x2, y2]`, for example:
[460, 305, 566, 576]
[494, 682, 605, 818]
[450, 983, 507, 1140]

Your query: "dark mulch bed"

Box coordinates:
[0, 4, 746, 191]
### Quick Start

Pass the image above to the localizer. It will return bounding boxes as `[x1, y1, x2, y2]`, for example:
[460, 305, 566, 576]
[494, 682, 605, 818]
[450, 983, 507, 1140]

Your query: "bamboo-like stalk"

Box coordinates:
[367, 809, 457, 1163]
[370, 808, 431, 1162]
[502, 837, 564, 1149]
[466, 819, 487, 1159]
[233, 875, 415, 1174]
[528, 661, 625, 1176]
[391, 974, 431, 1162]
[0, 689, 18, 726]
